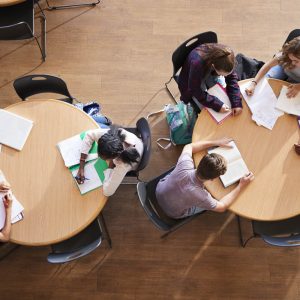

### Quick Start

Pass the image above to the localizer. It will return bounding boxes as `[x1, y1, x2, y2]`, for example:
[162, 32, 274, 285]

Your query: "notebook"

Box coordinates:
[276, 85, 300, 116]
[0, 109, 33, 151]
[206, 84, 232, 124]
[208, 141, 249, 188]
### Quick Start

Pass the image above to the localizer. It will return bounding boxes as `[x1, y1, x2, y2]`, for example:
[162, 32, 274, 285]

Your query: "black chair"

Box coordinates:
[44, 0, 100, 10]
[0, 0, 46, 61]
[47, 214, 111, 264]
[124, 117, 151, 182]
[237, 215, 300, 247]
[284, 29, 300, 44]
[165, 31, 218, 108]
[137, 167, 205, 238]
[13, 74, 75, 103]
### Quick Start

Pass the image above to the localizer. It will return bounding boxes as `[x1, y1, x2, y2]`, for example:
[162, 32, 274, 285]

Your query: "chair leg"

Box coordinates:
[236, 215, 256, 247]
[165, 77, 179, 104]
[99, 213, 112, 248]
[45, 0, 100, 10]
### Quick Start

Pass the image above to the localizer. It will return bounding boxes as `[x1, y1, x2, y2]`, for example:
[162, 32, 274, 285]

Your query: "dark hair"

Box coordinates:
[97, 125, 140, 165]
[202, 44, 235, 73]
[196, 153, 227, 180]
[279, 37, 300, 69]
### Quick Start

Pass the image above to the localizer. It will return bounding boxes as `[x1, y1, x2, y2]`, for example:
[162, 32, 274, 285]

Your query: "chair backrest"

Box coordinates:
[13, 74, 74, 103]
[172, 31, 218, 77]
[47, 217, 102, 263]
[135, 117, 151, 172]
[253, 214, 300, 247]
[284, 29, 300, 44]
[137, 167, 182, 231]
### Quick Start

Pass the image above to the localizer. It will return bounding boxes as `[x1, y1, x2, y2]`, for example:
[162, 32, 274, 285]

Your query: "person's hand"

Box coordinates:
[286, 84, 300, 98]
[238, 172, 254, 189]
[232, 107, 242, 116]
[75, 166, 85, 184]
[215, 137, 233, 148]
[0, 181, 10, 192]
[245, 81, 256, 96]
[220, 104, 231, 113]
[3, 193, 13, 210]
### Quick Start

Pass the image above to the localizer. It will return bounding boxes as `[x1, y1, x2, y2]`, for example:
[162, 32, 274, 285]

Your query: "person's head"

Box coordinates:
[280, 37, 300, 69]
[204, 44, 235, 76]
[97, 125, 140, 165]
[196, 153, 227, 180]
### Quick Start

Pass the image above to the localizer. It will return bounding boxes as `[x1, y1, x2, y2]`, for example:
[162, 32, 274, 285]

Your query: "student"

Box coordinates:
[0, 181, 12, 242]
[76, 125, 143, 196]
[178, 43, 243, 115]
[155, 138, 254, 219]
[245, 36, 300, 153]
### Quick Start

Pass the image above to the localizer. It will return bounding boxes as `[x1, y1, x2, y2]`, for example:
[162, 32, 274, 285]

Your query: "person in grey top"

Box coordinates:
[156, 138, 254, 219]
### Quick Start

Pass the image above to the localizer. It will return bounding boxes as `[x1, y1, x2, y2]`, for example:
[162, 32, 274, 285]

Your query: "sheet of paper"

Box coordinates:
[239, 79, 284, 130]
[206, 84, 232, 124]
[208, 141, 241, 163]
[276, 85, 300, 116]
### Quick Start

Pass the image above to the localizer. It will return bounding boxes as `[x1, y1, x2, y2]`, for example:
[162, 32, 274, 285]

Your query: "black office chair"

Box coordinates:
[165, 31, 218, 108]
[237, 215, 300, 248]
[47, 214, 111, 264]
[123, 117, 151, 183]
[0, 0, 46, 61]
[137, 167, 206, 238]
[284, 29, 300, 44]
[13, 74, 75, 103]
[44, 0, 100, 10]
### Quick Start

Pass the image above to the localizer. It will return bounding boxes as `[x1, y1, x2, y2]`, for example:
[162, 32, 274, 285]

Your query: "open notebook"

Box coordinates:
[208, 141, 249, 188]
[0, 109, 33, 151]
[206, 84, 232, 124]
[276, 85, 300, 116]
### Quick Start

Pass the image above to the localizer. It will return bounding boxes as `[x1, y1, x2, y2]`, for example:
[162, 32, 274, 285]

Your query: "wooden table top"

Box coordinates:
[0, 0, 25, 7]
[0, 100, 107, 246]
[193, 79, 300, 221]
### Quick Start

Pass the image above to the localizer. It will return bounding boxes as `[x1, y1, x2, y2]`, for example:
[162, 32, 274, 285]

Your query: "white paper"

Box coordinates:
[57, 134, 98, 168]
[239, 79, 284, 130]
[206, 84, 232, 123]
[276, 85, 300, 116]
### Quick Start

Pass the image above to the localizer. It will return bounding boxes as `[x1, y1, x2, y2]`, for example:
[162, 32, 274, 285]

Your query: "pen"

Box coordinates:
[75, 176, 90, 181]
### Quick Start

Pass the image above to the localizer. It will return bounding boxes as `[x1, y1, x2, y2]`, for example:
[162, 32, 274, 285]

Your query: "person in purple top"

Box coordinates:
[178, 43, 243, 115]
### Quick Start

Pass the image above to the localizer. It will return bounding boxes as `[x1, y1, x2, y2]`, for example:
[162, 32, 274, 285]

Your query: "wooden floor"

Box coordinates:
[1, 0, 300, 299]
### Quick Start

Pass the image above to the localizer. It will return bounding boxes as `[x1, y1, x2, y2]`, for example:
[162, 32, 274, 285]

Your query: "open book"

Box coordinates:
[57, 131, 98, 168]
[206, 84, 232, 124]
[208, 141, 249, 188]
[0, 173, 24, 230]
[69, 158, 108, 195]
[0, 109, 33, 151]
[276, 85, 300, 116]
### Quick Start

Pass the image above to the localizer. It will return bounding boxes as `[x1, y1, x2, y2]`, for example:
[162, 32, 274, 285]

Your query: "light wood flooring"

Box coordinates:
[1, 0, 300, 299]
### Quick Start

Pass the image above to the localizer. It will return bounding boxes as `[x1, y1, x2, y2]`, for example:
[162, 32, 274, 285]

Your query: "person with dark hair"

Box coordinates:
[178, 43, 243, 115]
[0, 174, 12, 242]
[76, 126, 143, 196]
[155, 138, 254, 219]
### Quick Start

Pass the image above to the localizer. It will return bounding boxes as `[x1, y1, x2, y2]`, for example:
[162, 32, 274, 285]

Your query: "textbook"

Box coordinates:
[0, 173, 24, 230]
[206, 84, 232, 124]
[276, 85, 300, 116]
[208, 141, 249, 188]
[57, 131, 99, 168]
[0, 109, 33, 151]
[69, 158, 108, 195]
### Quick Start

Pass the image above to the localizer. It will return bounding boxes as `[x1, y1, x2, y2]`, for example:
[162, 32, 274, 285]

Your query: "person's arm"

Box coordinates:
[212, 172, 254, 212]
[245, 57, 278, 96]
[0, 194, 13, 242]
[225, 71, 243, 116]
[183, 137, 233, 155]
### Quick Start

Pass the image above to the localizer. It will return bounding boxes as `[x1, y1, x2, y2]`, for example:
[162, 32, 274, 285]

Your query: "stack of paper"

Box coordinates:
[276, 85, 300, 116]
[206, 84, 232, 124]
[239, 79, 284, 130]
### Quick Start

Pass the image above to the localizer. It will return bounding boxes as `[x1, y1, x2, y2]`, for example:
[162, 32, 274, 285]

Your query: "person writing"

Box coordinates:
[156, 138, 254, 218]
[245, 36, 300, 153]
[76, 126, 143, 197]
[178, 43, 243, 115]
[0, 178, 13, 242]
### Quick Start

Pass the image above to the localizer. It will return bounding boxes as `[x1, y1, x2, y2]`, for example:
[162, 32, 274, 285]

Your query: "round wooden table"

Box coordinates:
[193, 79, 300, 221]
[0, 100, 107, 246]
[0, 0, 24, 7]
